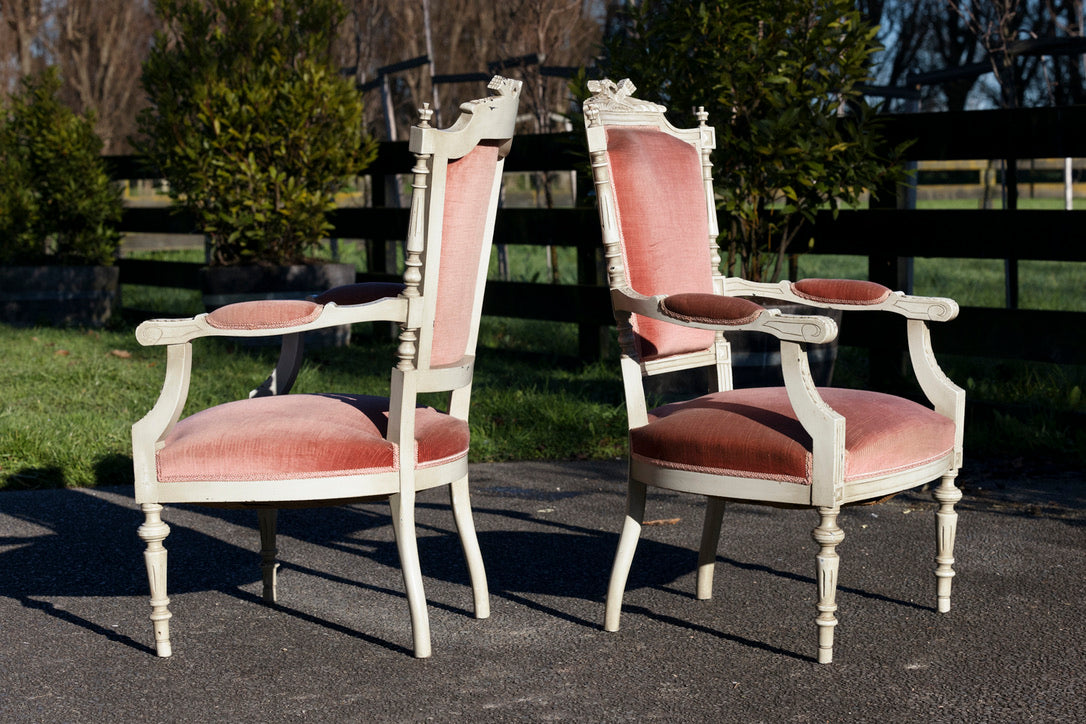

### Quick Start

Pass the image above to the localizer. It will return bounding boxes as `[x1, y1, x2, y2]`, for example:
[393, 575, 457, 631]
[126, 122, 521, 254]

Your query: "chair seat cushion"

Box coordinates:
[632, 388, 955, 484]
[156, 394, 469, 482]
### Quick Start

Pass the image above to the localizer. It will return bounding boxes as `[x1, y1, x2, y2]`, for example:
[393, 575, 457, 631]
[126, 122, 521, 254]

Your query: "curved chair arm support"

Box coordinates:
[135, 296, 410, 346]
[780, 340, 846, 507]
[612, 287, 838, 344]
[907, 319, 966, 465]
[720, 277, 959, 322]
[131, 343, 193, 497]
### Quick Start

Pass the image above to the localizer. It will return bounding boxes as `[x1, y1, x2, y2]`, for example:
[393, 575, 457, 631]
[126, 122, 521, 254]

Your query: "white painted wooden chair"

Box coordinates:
[131, 76, 522, 658]
[583, 79, 965, 663]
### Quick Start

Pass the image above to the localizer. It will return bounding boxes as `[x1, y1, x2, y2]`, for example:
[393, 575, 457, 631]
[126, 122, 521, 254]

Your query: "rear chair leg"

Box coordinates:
[258, 509, 279, 603]
[604, 479, 647, 632]
[696, 497, 725, 600]
[449, 476, 490, 619]
[138, 503, 172, 657]
[933, 472, 962, 613]
[812, 506, 844, 664]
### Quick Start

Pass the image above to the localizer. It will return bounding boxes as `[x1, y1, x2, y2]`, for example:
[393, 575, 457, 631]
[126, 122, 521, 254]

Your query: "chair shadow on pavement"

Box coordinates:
[2, 474, 940, 661]
[0, 474, 161, 656]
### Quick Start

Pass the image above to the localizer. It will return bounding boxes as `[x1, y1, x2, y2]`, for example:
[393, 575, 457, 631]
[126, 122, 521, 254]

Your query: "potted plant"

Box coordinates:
[0, 69, 124, 328]
[135, 0, 378, 342]
[598, 0, 909, 385]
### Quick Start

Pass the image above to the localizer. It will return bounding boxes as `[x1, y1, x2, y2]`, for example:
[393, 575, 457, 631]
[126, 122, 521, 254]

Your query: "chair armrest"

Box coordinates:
[135, 292, 410, 346]
[719, 277, 959, 322]
[791, 278, 892, 305]
[132, 342, 193, 496]
[612, 287, 838, 344]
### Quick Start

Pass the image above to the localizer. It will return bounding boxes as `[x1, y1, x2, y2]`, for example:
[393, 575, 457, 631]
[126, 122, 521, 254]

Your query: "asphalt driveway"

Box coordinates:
[1, 459, 1083, 722]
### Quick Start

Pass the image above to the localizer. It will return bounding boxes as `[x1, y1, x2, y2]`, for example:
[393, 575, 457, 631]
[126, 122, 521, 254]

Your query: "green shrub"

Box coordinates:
[136, 0, 379, 267]
[0, 68, 123, 266]
[601, 0, 908, 281]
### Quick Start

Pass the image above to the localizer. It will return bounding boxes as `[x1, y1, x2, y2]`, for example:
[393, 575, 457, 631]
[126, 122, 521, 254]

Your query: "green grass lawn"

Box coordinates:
[0, 318, 629, 491]
[4, 201, 1084, 491]
[3, 305, 1082, 492]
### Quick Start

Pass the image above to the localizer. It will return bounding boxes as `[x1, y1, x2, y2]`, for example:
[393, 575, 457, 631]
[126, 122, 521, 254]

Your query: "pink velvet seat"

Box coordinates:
[583, 79, 966, 664]
[635, 388, 955, 485]
[130, 77, 523, 659]
[156, 394, 469, 482]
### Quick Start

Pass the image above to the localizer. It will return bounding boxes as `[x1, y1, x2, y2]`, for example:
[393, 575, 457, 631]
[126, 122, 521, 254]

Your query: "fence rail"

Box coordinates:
[112, 106, 1086, 365]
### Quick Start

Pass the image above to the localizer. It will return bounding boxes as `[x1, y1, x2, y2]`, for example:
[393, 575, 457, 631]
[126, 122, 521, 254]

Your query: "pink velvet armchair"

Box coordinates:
[583, 79, 965, 663]
[130, 77, 522, 658]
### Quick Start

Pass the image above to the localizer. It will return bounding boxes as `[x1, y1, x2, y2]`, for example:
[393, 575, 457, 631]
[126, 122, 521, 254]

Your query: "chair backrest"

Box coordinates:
[583, 78, 720, 362]
[408, 77, 521, 370]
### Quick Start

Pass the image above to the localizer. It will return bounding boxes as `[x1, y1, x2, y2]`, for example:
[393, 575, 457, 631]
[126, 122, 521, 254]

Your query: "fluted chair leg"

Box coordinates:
[813, 506, 844, 664]
[138, 503, 173, 658]
[605, 479, 647, 632]
[449, 476, 490, 619]
[933, 472, 962, 613]
[258, 508, 279, 603]
[389, 492, 432, 658]
[696, 496, 726, 600]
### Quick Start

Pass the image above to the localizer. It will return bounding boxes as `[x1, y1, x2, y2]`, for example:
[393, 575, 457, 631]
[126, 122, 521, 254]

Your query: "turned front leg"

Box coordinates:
[138, 503, 172, 657]
[812, 506, 844, 664]
[933, 473, 962, 613]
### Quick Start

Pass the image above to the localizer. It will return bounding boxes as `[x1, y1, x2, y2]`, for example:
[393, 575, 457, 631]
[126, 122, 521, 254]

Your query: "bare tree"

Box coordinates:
[864, 0, 988, 111]
[1, 0, 56, 93]
[2, 0, 156, 153]
[490, 0, 601, 128]
[866, 0, 1083, 110]
[338, 0, 603, 141]
[948, 0, 1084, 108]
[55, 0, 157, 152]
[7, 1, 609, 152]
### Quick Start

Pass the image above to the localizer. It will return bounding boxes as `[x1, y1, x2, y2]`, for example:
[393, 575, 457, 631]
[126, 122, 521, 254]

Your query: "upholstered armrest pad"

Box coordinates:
[205, 300, 324, 330]
[314, 282, 406, 306]
[659, 293, 764, 325]
[791, 278, 892, 305]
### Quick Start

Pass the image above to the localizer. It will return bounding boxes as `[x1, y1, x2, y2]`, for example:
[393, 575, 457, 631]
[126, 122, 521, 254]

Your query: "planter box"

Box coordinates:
[0, 265, 119, 328]
[199, 263, 356, 347]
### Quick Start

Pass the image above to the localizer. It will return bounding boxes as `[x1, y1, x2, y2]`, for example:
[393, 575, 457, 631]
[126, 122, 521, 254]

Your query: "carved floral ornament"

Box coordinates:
[459, 75, 523, 113]
[585, 78, 667, 115]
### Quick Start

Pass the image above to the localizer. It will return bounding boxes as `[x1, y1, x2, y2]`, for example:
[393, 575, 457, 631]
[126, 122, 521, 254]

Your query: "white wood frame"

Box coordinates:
[584, 78, 966, 664]
[131, 77, 522, 659]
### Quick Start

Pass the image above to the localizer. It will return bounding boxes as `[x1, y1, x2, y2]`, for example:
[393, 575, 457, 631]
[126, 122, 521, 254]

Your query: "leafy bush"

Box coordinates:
[0, 69, 123, 266]
[601, 0, 909, 281]
[136, 0, 379, 267]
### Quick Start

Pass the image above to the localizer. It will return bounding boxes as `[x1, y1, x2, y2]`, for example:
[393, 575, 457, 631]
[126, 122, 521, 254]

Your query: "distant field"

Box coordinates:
[916, 197, 1086, 210]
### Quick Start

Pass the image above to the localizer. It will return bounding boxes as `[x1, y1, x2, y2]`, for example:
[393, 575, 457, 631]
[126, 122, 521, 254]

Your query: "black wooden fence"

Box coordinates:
[110, 105, 1086, 366]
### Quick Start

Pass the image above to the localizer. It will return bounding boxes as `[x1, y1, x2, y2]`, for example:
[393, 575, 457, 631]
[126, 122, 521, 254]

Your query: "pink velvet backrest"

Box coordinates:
[604, 127, 716, 359]
[429, 141, 502, 367]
